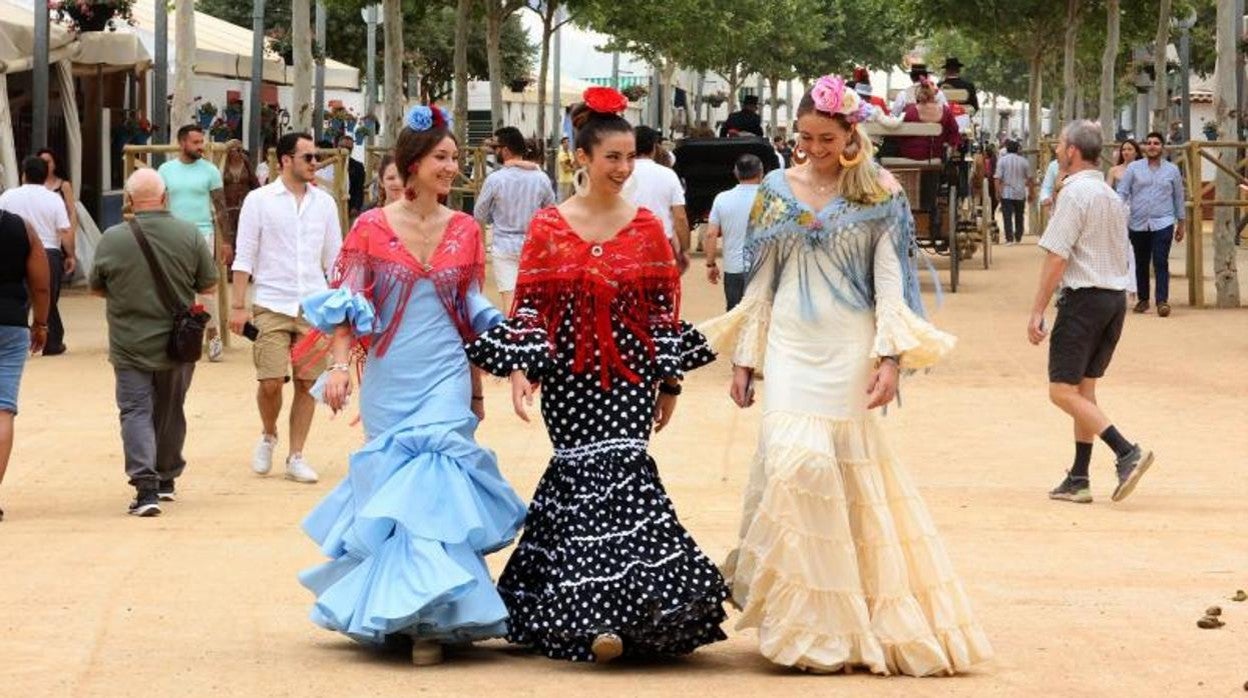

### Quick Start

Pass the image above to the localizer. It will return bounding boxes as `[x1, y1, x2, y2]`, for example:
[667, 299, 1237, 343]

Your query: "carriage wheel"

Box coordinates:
[948, 188, 959, 292]
[981, 179, 992, 270]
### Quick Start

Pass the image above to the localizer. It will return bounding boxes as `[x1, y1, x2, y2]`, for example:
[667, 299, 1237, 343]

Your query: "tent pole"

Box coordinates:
[248, 0, 267, 166]
[32, 2, 49, 150]
[152, 0, 168, 166]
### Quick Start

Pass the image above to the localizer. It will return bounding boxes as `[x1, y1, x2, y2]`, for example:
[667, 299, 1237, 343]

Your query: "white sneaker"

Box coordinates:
[285, 453, 319, 484]
[252, 434, 277, 475]
[207, 335, 224, 362]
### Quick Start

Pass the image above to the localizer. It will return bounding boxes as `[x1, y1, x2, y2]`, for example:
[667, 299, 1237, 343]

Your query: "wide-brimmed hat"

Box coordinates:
[742, 94, 760, 106]
[909, 63, 929, 78]
[943, 57, 964, 71]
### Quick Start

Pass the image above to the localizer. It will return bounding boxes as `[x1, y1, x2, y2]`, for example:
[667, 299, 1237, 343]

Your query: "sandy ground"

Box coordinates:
[2, 230, 1246, 697]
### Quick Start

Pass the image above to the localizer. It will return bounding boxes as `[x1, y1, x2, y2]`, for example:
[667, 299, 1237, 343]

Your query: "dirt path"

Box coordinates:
[2, 237, 1246, 697]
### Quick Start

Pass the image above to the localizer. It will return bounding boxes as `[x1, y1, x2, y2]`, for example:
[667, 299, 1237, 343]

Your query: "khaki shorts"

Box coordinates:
[252, 305, 324, 382]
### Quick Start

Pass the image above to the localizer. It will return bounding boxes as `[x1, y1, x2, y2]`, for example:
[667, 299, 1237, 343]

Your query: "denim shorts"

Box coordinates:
[0, 325, 30, 414]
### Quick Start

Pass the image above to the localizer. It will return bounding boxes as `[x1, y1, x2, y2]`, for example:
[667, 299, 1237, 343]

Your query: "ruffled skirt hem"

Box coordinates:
[726, 410, 992, 676]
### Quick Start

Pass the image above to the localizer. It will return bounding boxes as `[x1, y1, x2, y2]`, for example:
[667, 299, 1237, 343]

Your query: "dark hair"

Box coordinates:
[394, 124, 456, 181]
[176, 124, 203, 141]
[1005, 140, 1020, 154]
[1145, 131, 1166, 145]
[377, 153, 396, 181]
[35, 148, 67, 182]
[634, 125, 660, 155]
[523, 137, 544, 165]
[1117, 138, 1140, 164]
[493, 126, 526, 159]
[21, 155, 48, 184]
[733, 154, 763, 180]
[570, 102, 633, 155]
[277, 132, 313, 165]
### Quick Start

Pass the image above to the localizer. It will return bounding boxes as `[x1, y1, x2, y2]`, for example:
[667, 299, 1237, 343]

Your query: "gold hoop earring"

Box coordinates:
[573, 167, 591, 197]
[792, 147, 807, 165]
[839, 148, 866, 168]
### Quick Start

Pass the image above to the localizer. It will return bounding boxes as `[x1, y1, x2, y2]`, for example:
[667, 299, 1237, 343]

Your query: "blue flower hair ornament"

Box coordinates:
[405, 104, 453, 133]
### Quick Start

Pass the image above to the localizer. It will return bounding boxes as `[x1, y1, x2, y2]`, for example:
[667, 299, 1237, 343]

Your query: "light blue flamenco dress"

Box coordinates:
[296, 210, 527, 645]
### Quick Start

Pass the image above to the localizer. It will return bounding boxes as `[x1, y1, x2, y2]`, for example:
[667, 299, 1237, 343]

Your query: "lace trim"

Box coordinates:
[552, 438, 649, 460]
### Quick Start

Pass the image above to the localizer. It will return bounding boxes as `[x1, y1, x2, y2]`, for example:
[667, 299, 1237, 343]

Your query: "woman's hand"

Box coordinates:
[654, 389, 678, 432]
[510, 370, 537, 422]
[865, 360, 899, 409]
[324, 369, 352, 414]
[730, 365, 755, 408]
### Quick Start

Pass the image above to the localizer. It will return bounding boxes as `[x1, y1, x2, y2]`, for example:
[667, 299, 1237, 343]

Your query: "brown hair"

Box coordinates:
[915, 80, 938, 104]
[570, 102, 633, 155]
[795, 91, 888, 205]
[377, 153, 396, 181]
[395, 126, 456, 180]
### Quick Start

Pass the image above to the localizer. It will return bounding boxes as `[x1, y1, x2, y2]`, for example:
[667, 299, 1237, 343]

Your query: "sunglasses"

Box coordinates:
[298, 153, 317, 163]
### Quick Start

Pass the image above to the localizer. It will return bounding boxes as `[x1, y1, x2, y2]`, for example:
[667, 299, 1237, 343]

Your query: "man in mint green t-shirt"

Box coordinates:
[158, 124, 228, 360]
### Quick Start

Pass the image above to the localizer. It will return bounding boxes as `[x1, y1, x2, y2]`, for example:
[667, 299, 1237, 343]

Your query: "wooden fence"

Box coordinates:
[1030, 140, 1247, 307]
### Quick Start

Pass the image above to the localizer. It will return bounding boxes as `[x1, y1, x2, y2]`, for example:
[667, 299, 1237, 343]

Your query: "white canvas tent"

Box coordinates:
[1, 2, 151, 190]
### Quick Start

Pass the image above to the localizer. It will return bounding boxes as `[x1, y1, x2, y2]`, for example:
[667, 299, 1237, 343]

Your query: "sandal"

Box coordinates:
[591, 633, 624, 664]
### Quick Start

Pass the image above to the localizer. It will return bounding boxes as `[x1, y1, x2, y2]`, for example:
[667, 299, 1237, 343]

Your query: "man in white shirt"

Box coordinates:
[229, 132, 342, 485]
[703, 154, 763, 310]
[0, 156, 73, 355]
[1028, 120, 1152, 506]
[628, 126, 690, 271]
[891, 63, 948, 116]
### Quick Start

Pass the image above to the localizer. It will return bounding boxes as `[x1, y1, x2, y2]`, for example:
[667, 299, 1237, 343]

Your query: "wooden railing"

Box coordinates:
[1031, 139, 1247, 307]
[121, 143, 351, 344]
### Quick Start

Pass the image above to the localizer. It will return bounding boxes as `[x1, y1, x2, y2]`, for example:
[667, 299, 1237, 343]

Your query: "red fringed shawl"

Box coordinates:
[513, 207, 681, 388]
[293, 209, 486, 369]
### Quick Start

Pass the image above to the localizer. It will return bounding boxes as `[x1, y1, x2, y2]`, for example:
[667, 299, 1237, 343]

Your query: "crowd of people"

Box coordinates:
[0, 61, 1171, 677]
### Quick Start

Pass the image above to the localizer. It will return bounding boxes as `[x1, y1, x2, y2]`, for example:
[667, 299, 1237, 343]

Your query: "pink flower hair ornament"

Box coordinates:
[810, 74, 873, 125]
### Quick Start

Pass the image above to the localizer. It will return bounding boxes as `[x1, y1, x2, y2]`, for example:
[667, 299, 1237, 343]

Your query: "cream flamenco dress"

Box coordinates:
[700, 169, 992, 676]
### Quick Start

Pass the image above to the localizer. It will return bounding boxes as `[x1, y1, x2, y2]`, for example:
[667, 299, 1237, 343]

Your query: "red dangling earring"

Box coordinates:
[404, 187, 416, 201]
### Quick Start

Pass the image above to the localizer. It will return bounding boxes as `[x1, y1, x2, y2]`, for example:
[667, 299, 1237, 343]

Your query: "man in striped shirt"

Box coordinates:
[1028, 120, 1154, 506]
[474, 126, 556, 311]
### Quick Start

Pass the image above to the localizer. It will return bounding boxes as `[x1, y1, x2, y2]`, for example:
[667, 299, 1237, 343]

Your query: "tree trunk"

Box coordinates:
[382, 0, 403, 146]
[170, 0, 196, 128]
[291, 0, 313, 132]
[452, 0, 471, 144]
[1027, 52, 1043, 153]
[1212, 0, 1240, 307]
[726, 65, 740, 114]
[767, 74, 780, 136]
[486, 8, 505, 129]
[535, 17, 552, 145]
[1061, 0, 1081, 123]
[660, 59, 678, 136]
[1151, 0, 1172, 132]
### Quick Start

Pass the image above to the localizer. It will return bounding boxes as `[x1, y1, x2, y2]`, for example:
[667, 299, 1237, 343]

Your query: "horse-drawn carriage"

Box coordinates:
[672, 137, 781, 224]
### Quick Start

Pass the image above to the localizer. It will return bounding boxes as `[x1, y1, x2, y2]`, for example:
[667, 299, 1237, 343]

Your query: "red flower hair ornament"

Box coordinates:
[583, 86, 629, 115]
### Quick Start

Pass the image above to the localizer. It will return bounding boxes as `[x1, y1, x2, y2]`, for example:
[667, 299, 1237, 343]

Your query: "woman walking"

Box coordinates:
[296, 106, 526, 666]
[0, 209, 51, 521]
[467, 88, 728, 663]
[220, 141, 260, 265]
[701, 75, 992, 677]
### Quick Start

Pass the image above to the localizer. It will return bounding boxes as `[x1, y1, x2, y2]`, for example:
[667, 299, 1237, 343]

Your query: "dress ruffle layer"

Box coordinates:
[299, 414, 527, 644]
[723, 411, 992, 676]
[500, 451, 729, 661]
[870, 303, 956, 370]
[698, 294, 771, 373]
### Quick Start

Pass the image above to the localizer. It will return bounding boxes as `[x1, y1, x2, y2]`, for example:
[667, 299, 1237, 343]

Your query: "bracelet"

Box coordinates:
[471, 396, 484, 401]
[30, 323, 47, 331]
[657, 381, 682, 396]
[328, 362, 350, 373]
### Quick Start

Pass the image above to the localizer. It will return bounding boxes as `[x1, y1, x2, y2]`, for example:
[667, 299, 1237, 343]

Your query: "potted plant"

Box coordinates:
[704, 90, 728, 109]
[354, 115, 377, 142]
[1201, 119, 1220, 141]
[621, 84, 649, 102]
[121, 114, 153, 145]
[196, 101, 218, 129]
[508, 76, 533, 93]
[50, 0, 136, 33]
[209, 117, 234, 142]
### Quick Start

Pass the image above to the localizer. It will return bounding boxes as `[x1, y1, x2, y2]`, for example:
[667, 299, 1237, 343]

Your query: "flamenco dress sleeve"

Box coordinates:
[647, 265, 715, 380]
[294, 216, 378, 367]
[870, 194, 955, 370]
[698, 182, 778, 375]
[465, 218, 554, 381]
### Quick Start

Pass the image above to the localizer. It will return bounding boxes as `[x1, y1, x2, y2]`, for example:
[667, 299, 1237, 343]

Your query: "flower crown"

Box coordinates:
[810, 75, 872, 125]
[405, 104, 453, 133]
[582, 86, 629, 116]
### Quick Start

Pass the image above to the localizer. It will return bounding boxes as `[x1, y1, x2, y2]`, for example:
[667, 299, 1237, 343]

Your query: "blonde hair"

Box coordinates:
[796, 93, 890, 206]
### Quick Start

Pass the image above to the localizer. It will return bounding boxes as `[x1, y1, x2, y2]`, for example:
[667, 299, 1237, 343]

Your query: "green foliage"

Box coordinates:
[197, 0, 536, 98]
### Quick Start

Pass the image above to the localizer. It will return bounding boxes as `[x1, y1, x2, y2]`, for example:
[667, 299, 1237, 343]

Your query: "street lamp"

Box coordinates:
[1174, 10, 1197, 143]
[360, 4, 383, 146]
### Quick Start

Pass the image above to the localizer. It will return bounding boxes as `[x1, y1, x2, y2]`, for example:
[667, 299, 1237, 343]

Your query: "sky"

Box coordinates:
[517, 13, 651, 82]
